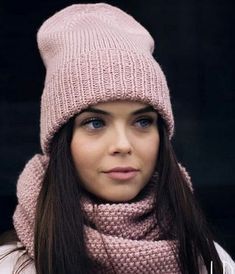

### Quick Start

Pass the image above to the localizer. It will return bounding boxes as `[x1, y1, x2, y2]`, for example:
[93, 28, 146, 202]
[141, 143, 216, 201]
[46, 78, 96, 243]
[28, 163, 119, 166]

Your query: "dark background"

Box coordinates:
[0, 0, 234, 258]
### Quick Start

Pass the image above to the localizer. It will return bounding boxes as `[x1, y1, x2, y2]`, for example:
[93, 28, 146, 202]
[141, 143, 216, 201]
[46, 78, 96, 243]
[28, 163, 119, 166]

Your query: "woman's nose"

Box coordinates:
[108, 127, 132, 155]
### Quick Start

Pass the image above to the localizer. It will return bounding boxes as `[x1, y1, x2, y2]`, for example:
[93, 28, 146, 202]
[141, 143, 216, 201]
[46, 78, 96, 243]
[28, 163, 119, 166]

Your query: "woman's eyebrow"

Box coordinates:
[132, 106, 157, 115]
[79, 107, 109, 115]
[78, 106, 157, 116]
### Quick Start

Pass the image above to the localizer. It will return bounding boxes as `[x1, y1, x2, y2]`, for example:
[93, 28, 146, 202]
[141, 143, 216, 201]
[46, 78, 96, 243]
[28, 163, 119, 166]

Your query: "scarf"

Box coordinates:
[13, 154, 192, 273]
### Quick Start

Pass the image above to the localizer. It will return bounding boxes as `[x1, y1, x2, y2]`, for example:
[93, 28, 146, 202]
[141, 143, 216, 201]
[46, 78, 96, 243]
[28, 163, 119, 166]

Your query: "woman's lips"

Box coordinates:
[104, 171, 139, 180]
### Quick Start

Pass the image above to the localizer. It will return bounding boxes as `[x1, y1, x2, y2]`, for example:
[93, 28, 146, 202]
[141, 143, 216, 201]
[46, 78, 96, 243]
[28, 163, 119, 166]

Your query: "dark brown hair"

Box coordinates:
[0, 114, 223, 274]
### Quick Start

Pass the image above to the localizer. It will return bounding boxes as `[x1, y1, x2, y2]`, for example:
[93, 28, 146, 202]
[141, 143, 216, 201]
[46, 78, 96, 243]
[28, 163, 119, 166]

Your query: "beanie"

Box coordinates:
[37, 3, 174, 154]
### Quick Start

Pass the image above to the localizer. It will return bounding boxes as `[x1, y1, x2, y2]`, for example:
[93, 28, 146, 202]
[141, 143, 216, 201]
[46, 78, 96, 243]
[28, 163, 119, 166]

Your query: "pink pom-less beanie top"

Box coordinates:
[37, 3, 174, 154]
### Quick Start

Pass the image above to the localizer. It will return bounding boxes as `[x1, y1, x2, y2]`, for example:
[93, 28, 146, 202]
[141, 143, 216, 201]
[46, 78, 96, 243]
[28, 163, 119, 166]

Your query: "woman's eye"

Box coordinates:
[82, 118, 105, 129]
[135, 117, 154, 128]
[80, 117, 154, 130]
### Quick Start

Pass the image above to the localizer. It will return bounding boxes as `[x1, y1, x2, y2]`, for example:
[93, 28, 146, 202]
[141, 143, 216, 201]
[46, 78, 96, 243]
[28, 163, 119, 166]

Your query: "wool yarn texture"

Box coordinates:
[37, 3, 174, 154]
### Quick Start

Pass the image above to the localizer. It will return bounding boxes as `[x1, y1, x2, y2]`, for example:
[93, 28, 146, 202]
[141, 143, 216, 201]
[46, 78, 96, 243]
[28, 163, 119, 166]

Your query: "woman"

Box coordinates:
[0, 3, 234, 274]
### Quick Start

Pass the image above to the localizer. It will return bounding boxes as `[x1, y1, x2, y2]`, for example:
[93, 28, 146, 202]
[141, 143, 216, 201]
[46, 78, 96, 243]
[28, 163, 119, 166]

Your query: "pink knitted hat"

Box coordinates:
[37, 3, 174, 154]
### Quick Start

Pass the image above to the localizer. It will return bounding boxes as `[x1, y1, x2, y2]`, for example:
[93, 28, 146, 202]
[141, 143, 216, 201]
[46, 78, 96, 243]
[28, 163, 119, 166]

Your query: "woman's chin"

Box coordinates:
[97, 187, 141, 203]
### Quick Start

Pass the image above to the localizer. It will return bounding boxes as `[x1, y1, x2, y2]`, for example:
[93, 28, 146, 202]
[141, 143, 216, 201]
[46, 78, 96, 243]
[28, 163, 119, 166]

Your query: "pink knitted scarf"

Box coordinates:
[13, 154, 193, 273]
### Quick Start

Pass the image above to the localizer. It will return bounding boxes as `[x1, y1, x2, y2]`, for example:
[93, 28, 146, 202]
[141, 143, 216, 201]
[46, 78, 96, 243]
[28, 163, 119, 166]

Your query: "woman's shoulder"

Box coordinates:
[198, 241, 235, 274]
[0, 242, 35, 274]
[214, 241, 235, 273]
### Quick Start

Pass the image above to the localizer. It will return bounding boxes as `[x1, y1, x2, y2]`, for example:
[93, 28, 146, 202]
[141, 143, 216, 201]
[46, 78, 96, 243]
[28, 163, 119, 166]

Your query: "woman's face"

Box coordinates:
[70, 100, 160, 202]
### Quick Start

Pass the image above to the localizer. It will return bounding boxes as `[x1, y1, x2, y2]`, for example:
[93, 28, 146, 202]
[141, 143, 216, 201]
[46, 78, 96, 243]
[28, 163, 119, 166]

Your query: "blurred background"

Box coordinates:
[0, 0, 234, 258]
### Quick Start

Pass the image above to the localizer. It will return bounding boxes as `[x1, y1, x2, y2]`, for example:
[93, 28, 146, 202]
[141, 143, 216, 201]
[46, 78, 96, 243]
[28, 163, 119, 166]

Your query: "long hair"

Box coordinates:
[34, 116, 92, 274]
[156, 116, 223, 273]
[0, 113, 223, 274]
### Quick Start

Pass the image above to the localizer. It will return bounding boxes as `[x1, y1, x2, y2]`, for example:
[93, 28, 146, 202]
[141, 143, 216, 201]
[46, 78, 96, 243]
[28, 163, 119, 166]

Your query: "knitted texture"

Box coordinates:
[37, 3, 174, 154]
[13, 154, 49, 257]
[13, 154, 193, 273]
[82, 178, 180, 273]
